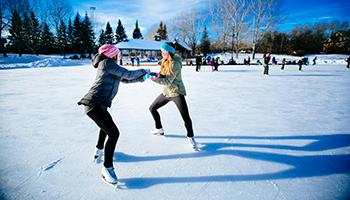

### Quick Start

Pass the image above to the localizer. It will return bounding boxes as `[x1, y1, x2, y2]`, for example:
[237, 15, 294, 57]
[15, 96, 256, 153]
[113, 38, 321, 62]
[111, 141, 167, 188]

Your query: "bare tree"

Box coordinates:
[46, 0, 72, 56]
[165, 19, 177, 40]
[27, 0, 49, 23]
[207, 0, 232, 52]
[250, 0, 286, 59]
[172, 9, 207, 53]
[327, 20, 349, 37]
[47, 0, 72, 33]
[223, 0, 251, 59]
[144, 23, 159, 40]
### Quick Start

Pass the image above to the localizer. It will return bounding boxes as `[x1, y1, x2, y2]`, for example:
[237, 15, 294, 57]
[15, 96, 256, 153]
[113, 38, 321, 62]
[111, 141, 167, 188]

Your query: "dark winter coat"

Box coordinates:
[264, 56, 271, 65]
[152, 55, 186, 97]
[77, 54, 146, 108]
[196, 55, 202, 65]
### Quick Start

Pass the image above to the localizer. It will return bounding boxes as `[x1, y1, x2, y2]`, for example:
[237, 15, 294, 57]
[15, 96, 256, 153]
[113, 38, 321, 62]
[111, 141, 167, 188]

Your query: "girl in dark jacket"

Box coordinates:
[78, 44, 150, 185]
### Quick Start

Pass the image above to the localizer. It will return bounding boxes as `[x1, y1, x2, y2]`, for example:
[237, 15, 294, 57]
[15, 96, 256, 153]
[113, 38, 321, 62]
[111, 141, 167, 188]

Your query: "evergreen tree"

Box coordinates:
[115, 19, 127, 43]
[199, 26, 210, 55]
[41, 22, 54, 54]
[98, 30, 107, 46]
[105, 22, 114, 44]
[67, 19, 73, 53]
[8, 10, 23, 56]
[156, 21, 168, 40]
[81, 12, 95, 56]
[58, 19, 67, 56]
[72, 12, 83, 54]
[23, 11, 41, 55]
[132, 20, 142, 39]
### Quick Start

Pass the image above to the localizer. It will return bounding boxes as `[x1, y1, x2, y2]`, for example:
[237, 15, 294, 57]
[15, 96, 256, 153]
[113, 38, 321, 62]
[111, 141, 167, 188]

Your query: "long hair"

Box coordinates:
[160, 42, 175, 77]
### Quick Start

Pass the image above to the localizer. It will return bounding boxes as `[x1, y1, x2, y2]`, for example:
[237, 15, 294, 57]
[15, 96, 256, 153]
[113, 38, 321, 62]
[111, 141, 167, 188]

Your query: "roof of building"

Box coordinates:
[175, 40, 192, 51]
[115, 39, 192, 51]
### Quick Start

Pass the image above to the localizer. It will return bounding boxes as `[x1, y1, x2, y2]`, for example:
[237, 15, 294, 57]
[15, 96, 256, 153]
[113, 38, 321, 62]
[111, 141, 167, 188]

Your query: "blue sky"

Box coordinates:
[279, 0, 350, 31]
[70, 0, 350, 38]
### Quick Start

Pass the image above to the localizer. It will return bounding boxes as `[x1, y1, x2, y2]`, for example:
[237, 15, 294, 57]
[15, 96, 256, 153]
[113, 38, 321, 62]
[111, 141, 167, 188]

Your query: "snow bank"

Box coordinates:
[0, 54, 86, 69]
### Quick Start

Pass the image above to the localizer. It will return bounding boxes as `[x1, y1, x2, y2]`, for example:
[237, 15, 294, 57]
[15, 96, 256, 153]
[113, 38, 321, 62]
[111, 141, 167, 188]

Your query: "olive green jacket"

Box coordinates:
[153, 55, 187, 97]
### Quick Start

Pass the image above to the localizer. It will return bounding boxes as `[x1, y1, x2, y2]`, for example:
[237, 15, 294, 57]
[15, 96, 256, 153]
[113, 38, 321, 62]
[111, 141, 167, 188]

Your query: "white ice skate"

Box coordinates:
[101, 166, 118, 185]
[150, 128, 164, 136]
[93, 147, 103, 161]
[188, 137, 197, 149]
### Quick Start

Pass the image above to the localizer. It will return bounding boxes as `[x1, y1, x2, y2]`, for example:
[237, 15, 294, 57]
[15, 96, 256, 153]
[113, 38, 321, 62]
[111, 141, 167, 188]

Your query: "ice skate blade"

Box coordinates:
[101, 175, 118, 188]
[151, 132, 164, 136]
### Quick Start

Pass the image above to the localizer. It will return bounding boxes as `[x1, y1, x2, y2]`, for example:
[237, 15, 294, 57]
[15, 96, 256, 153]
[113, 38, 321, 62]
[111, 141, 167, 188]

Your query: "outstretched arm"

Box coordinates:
[105, 59, 147, 80]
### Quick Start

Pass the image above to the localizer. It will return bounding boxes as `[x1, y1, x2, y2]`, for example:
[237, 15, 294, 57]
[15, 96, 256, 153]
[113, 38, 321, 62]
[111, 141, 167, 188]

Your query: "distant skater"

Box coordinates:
[136, 57, 140, 67]
[298, 58, 303, 72]
[215, 57, 220, 71]
[210, 58, 215, 72]
[298, 57, 308, 72]
[281, 58, 286, 71]
[244, 56, 250, 66]
[313, 57, 317, 65]
[263, 53, 271, 75]
[347, 56, 350, 68]
[196, 53, 202, 72]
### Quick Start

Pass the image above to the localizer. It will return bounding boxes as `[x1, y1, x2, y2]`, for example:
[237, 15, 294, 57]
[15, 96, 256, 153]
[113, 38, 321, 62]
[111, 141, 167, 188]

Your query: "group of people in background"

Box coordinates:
[195, 53, 221, 72]
[129, 53, 350, 75]
[130, 57, 140, 67]
[194, 53, 350, 75]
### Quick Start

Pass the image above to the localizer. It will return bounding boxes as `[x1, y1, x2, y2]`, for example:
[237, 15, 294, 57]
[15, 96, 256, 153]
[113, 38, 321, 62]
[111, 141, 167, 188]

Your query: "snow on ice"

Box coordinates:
[0, 53, 350, 199]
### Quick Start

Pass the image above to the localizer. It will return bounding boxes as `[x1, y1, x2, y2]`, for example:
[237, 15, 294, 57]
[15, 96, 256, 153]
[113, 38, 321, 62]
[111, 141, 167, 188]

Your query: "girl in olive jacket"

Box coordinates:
[149, 42, 197, 149]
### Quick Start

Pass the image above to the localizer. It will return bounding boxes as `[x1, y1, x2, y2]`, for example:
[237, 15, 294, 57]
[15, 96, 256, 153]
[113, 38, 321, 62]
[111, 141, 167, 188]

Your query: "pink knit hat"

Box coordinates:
[98, 44, 120, 58]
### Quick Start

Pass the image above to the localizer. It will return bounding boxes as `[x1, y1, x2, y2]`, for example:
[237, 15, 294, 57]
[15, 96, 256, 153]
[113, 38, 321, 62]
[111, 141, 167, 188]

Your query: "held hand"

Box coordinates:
[143, 71, 159, 80]
[149, 72, 160, 80]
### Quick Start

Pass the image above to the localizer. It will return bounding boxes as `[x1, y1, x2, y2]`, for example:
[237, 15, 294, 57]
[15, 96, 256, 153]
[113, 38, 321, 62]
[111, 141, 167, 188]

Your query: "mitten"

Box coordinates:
[149, 72, 160, 80]
[143, 71, 159, 80]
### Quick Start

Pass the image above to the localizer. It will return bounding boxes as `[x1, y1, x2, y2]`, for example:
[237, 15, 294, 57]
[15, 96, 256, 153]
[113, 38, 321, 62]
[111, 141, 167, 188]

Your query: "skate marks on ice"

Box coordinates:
[9, 157, 65, 199]
[113, 134, 350, 189]
[40, 157, 64, 173]
[36, 157, 64, 181]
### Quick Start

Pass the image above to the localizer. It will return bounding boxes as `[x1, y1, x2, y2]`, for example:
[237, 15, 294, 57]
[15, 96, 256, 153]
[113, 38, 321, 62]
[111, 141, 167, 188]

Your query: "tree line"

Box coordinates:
[1, 0, 349, 58]
[145, 0, 349, 58]
[257, 21, 349, 55]
[0, 0, 140, 57]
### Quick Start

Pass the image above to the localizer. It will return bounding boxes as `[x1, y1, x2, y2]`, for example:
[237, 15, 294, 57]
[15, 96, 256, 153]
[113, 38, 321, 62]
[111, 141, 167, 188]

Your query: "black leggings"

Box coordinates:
[87, 106, 119, 168]
[264, 64, 269, 75]
[149, 93, 194, 137]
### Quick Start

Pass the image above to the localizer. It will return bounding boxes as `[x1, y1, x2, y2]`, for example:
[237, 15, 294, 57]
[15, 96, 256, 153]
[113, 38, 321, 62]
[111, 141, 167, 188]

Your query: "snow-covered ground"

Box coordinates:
[0, 53, 350, 199]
